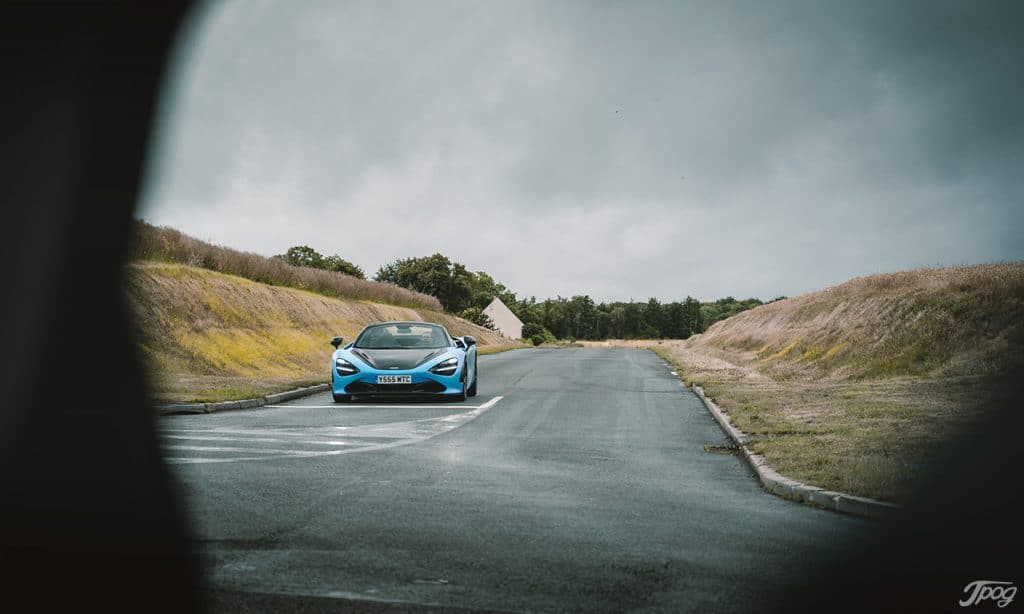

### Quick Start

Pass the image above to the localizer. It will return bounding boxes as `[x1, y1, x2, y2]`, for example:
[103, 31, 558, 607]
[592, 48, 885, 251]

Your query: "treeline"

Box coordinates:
[370, 253, 776, 343]
[701, 296, 779, 328]
[514, 296, 705, 344]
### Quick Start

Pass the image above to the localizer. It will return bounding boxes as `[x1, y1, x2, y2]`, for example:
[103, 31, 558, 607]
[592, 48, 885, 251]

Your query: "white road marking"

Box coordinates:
[162, 435, 287, 443]
[161, 427, 399, 437]
[162, 396, 504, 465]
[163, 445, 356, 455]
[264, 404, 486, 409]
[166, 456, 303, 465]
[161, 435, 354, 446]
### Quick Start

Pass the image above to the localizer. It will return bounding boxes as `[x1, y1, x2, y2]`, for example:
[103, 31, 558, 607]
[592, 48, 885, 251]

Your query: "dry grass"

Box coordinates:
[577, 339, 667, 349]
[689, 263, 1024, 381]
[125, 262, 506, 402]
[535, 341, 585, 348]
[655, 263, 1023, 502]
[478, 343, 532, 355]
[130, 221, 442, 311]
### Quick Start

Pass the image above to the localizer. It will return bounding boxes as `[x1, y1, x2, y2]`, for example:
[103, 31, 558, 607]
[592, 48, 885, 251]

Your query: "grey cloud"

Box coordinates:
[141, 0, 1024, 302]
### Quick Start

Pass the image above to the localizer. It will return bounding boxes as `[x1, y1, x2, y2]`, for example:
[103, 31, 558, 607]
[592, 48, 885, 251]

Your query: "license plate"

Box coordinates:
[377, 375, 412, 384]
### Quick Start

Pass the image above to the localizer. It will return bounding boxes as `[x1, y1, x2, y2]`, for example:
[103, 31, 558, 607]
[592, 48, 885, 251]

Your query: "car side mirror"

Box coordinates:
[330, 336, 343, 348]
[463, 336, 477, 347]
[454, 338, 466, 349]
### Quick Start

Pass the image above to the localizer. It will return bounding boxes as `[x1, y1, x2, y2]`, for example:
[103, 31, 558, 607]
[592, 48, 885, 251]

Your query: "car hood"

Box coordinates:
[350, 348, 449, 371]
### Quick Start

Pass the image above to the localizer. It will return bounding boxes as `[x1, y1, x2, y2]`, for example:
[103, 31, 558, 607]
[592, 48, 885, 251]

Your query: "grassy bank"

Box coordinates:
[130, 221, 442, 311]
[478, 343, 532, 355]
[126, 262, 515, 403]
[654, 263, 1023, 503]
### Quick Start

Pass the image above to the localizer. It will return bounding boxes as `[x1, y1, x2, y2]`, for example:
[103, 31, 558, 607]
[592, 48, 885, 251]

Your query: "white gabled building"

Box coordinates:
[482, 296, 523, 340]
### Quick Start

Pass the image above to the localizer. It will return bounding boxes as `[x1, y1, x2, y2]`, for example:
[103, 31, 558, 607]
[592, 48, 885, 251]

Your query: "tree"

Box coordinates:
[375, 260, 400, 285]
[595, 308, 612, 339]
[607, 306, 625, 338]
[374, 254, 474, 312]
[682, 296, 703, 336]
[663, 301, 686, 338]
[281, 245, 324, 269]
[622, 302, 641, 338]
[643, 298, 664, 338]
[466, 271, 516, 311]
[539, 298, 566, 339]
[277, 246, 365, 279]
[513, 296, 540, 328]
[567, 295, 596, 339]
[323, 254, 365, 279]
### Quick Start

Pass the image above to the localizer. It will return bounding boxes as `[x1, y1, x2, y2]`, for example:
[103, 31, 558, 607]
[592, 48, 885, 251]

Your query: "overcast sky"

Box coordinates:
[139, 0, 1023, 302]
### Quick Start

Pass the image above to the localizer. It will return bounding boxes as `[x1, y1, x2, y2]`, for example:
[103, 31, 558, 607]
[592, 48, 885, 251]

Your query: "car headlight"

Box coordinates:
[429, 357, 459, 376]
[335, 358, 359, 376]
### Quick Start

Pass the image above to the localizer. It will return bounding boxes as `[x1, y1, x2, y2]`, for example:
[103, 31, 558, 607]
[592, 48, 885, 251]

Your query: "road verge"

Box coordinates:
[690, 383, 899, 519]
[156, 383, 329, 416]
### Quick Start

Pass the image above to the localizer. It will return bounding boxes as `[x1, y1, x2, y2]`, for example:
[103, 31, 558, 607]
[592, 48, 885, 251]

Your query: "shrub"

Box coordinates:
[457, 307, 495, 330]
[522, 323, 556, 346]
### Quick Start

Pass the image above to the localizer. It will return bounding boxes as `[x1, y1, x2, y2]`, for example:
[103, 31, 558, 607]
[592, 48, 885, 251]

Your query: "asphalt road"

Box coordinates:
[160, 348, 871, 613]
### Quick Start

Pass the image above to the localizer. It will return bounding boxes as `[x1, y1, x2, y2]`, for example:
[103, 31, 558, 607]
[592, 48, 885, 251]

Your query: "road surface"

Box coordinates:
[159, 348, 870, 612]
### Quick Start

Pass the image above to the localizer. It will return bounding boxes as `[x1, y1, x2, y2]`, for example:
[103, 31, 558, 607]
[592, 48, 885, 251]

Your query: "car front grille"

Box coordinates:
[345, 380, 447, 394]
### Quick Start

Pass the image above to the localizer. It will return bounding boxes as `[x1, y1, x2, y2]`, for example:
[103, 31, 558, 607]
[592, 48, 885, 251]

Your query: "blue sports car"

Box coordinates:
[330, 321, 478, 403]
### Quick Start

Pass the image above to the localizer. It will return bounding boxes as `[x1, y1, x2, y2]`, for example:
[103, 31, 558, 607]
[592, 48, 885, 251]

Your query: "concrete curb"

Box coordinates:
[156, 383, 330, 416]
[692, 384, 900, 520]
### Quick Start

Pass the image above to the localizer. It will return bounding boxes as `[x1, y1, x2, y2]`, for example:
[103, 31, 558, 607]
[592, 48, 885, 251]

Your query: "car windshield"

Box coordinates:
[354, 323, 449, 350]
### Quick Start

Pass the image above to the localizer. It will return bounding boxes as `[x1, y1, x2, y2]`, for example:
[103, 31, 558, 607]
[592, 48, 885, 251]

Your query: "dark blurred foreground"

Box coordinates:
[0, 3, 1018, 612]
